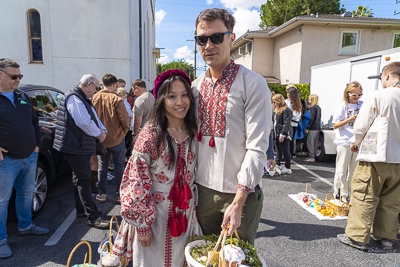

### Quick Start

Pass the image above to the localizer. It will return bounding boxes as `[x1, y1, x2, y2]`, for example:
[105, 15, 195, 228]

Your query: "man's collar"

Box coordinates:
[205, 60, 236, 80]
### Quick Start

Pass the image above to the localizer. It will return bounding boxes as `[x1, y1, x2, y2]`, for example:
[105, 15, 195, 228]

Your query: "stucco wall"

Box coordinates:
[0, 0, 155, 92]
[253, 38, 274, 76]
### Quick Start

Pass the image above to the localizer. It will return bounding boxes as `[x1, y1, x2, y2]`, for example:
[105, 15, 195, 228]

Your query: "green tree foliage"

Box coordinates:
[260, 0, 343, 28]
[157, 60, 195, 81]
[352, 5, 373, 17]
[268, 83, 310, 100]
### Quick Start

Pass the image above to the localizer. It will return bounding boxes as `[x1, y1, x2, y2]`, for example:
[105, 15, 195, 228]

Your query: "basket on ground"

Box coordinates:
[325, 193, 349, 216]
[67, 240, 98, 267]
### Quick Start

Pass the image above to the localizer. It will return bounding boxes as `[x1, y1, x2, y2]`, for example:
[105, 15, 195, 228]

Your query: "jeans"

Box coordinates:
[98, 140, 125, 195]
[276, 138, 291, 169]
[0, 152, 38, 240]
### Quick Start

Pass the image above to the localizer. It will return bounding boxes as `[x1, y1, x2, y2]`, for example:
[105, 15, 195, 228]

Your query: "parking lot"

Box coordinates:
[3, 156, 400, 267]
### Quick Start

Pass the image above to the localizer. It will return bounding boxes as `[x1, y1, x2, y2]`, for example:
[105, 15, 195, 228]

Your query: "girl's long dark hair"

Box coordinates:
[148, 75, 196, 169]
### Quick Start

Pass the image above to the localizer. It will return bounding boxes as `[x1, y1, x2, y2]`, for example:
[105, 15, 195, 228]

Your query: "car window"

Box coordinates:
[25, 89, 58, 118]
[47, 89, 63, 108]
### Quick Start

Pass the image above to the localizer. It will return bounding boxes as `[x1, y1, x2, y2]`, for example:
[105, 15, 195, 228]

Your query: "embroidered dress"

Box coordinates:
[192, 61, 271, 193]
[112, 125, 202, 267]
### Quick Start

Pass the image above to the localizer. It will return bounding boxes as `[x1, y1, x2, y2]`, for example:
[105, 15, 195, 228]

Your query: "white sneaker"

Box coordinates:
[281, 167, 292, 174]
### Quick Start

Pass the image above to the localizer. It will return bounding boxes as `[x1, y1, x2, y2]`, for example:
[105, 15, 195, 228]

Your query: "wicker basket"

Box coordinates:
[325, 193, 349, 216]
[97, 216, 128, 267]
[67, 240, 97, 267]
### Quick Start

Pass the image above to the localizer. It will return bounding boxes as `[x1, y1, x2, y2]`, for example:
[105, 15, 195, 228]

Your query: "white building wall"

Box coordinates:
[0, 0, 156, 92]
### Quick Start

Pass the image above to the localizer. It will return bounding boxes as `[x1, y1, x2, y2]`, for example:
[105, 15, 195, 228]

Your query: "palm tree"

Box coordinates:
[352, 5, 373, 17]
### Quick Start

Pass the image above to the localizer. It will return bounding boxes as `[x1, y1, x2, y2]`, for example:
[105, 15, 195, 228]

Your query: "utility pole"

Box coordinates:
[396, 0, 400, 16]
[186, 37, 197, 79]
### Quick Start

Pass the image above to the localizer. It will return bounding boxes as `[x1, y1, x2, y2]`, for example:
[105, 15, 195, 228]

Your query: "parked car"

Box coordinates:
[8, 84, 71, 219]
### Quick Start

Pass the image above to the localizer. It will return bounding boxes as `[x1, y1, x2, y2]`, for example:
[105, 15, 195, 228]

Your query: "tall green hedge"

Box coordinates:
[268, 83, 310, 100]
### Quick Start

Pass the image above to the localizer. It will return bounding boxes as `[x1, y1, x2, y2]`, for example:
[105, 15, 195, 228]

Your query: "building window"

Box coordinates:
[27, 10, 43, 63]
[245, 42, 252, 53]
[339, 30, 361, 55]
[392, 31, 400, 48]
[238, 46, 245, 55]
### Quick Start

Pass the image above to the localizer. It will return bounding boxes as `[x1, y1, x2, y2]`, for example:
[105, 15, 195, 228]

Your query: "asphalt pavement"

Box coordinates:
[2, 156, 400, 267]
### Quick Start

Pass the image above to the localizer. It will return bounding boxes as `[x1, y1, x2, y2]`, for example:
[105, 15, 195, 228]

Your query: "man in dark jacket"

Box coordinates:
[53, 74, 109, 229]
[0, 58, 49, 259]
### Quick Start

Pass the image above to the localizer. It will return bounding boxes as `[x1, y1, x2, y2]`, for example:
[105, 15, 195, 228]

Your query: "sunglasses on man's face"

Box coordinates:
[0, 70, 23, 80]
[194, 32, 231, 46]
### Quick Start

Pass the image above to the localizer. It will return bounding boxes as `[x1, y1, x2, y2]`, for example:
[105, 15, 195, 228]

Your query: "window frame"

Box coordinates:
[339, 29, 362, 56]
[392, 30, 400, 48]
[238, 45, 245, 55]
[245, 42, 252, 53]
[27, 9, 43, 64]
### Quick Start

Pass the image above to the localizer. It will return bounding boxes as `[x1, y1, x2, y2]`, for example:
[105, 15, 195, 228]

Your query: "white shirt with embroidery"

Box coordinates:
[193, 61, 272, 194]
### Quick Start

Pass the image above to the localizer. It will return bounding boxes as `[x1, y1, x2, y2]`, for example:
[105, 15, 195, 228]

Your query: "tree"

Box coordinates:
[260, 0, 343, 29]
[352, 5, 373, 17]
[157, 59, 195, 81]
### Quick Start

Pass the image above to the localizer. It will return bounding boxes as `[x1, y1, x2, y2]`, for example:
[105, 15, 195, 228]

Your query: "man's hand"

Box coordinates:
[0, 147, 8, 161]
[350, 144, 359, 153]
[97, 129, 107, 142]
[34, 146, 40, 153]
[137, 230, 153, 247]
[278, 136, 284, 143]
[221, 190, 248, 236]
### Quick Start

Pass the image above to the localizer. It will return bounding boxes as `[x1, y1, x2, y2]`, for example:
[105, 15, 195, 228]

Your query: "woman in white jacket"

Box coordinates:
[285, 87, 302, 159]
[332, 81, 363, 201]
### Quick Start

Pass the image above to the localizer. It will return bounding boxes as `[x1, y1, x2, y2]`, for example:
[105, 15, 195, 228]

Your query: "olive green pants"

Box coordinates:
[196, 184, 263, 245]
[345, 161, 400, 243]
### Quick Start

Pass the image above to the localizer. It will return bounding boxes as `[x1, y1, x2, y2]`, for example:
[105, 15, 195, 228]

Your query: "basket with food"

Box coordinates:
[325, 193, 349, 217]
[185, 229, 266, 267]
[66, 240, 98, 267]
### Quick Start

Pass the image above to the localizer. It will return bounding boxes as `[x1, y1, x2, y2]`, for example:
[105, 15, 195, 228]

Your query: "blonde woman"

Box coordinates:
[332, 82, 363, 201]
[272, 94, 293, 174]
[303, 94, 321, 163]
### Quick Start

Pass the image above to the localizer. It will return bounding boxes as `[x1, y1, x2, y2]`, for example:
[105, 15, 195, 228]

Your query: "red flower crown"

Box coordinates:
[153, 69, 192, 98]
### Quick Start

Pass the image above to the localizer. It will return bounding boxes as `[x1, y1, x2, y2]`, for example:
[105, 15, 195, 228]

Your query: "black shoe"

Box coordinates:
[337, 234, 368, 252]
[19, 224, 49, 236]
[380, 239, 394, 251]
[87, 218, 110, 229]
[76, 212, 86, 218]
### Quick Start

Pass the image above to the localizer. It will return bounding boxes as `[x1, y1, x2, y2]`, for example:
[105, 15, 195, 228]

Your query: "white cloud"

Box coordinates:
[174, 46, 193, 59]
[185, 58, 194, 66]
[206, 0, 214, 5]
[232, 8, 261, 38]
[158, 54, 170, 64]
[155, 9, 167, 27]
[219, 0, 265, 10]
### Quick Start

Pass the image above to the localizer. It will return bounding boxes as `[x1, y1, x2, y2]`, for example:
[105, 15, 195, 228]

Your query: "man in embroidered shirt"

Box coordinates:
[0, 58, 49, 259]
[337, 62, 400, 252]
[192, 9, 271, 245]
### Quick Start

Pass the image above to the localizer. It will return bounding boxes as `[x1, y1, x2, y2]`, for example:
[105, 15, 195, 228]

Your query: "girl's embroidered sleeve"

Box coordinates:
[120, 126, 157, 229]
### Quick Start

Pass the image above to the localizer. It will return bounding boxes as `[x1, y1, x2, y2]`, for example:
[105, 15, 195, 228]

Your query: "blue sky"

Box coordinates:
[155, 0, 400, 77]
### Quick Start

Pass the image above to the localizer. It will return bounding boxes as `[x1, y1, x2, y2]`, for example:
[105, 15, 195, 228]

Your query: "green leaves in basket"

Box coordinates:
[187, 234, 262, 267]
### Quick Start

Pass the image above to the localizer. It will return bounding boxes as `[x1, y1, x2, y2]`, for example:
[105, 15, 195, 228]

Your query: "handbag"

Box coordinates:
[96, 141, 107, 155]
[356, 116, 388, 162]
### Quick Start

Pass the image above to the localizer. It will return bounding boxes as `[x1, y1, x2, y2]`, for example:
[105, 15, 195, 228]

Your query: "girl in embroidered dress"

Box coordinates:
[112, 69, 202, 267]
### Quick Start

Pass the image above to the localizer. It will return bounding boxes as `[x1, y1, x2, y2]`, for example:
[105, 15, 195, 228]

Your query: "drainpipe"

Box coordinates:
[139, 0, 142, 78]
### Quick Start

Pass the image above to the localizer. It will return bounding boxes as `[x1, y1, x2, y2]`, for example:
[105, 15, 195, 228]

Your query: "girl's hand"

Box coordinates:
[138, 230, 153, 247]
[348, 114, 358, 122]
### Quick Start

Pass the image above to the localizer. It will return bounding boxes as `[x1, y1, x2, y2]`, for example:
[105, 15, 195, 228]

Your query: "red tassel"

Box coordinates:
[170, 218, 179, 237]
[197, 131, 202, 142]
[168, 183, 180, 201]
[209, 136, 215, 147]
[183, 182, 193, 202]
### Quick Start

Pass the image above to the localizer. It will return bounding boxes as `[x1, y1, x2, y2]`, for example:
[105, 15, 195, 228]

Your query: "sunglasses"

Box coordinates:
[90, 82, 101, 91]
[348, 93, 363, 97]
[0, 70, 23, 80]
[194, 32, 231, 46]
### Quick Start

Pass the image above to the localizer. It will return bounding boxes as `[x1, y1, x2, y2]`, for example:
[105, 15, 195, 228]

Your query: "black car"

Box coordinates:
[8, 84, 71, 219]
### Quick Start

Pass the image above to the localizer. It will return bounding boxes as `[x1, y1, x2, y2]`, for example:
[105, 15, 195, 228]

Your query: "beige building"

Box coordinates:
[231, 13, 400, 85]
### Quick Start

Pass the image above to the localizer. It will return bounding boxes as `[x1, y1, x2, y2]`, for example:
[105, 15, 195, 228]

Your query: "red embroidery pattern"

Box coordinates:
[164, 202, 173, 267]
[185, 170, 193, 184]
[161, 152, 171, 167]
[152, 191, 166, 204]
[154, 171, 169, 184]
[198, 62, 239, 137]
[133, 126, 158, 160]
[187, 149, 195, 165]
[238, 184, 251, 193]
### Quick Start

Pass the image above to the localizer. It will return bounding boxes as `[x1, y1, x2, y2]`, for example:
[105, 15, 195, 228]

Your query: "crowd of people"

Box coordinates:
[1, 6, 400, 264]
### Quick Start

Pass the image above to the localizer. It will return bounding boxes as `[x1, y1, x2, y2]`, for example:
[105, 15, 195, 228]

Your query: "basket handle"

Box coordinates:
[220, 230, 228, 266]
[66, 240, 92, 267]
[205, 229, 227, 266]
[325, 193, 334, 201]
[109, 216, 120, 255]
